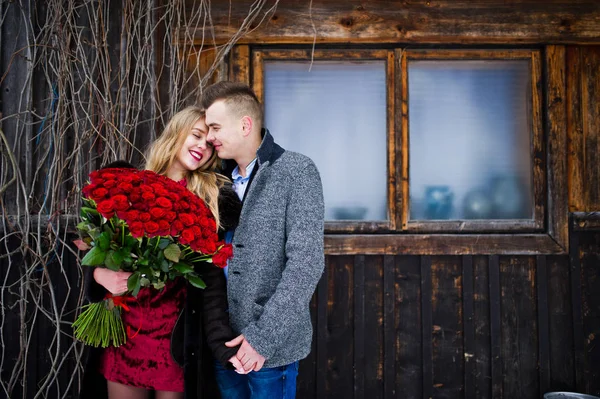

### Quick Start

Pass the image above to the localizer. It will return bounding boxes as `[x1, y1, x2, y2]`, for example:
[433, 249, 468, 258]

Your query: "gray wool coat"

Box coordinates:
[225, 129, 325, 368]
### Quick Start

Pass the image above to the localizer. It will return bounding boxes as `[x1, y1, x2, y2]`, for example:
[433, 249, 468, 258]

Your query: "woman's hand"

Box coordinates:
[93, 268, 132, 295]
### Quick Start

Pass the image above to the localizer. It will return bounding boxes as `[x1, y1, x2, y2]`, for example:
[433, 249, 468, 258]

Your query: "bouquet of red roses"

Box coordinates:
[72, 168, 233, 348]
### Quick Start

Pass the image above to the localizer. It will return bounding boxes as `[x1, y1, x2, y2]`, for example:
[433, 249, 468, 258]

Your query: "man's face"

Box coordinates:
[205, 100, 244, 161]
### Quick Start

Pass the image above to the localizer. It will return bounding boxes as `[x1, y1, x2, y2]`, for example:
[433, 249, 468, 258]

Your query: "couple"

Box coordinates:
[80, 82, 325, 399]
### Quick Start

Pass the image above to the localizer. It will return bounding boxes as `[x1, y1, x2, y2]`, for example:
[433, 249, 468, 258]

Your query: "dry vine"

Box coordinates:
[0, 1, 278, 397]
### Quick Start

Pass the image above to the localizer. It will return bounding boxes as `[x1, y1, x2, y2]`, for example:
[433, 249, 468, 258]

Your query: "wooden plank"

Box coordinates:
[546, 45, 569, 251]
[315, 256, 328, 399]
[407, 220, 541, 233]
[255, 49, 390, 60]
[395, 256, 422, 398]
[324, 234, 564, 255]
[581, 46, 600, 210]
[183, 1, 600, 44]
[578, 230, 600, 394]
[421, 256, 433, 399]
[462, 256, 475, 399]
[229, 45, 251, 84]
[386, 50, 398, 230]
[567, 47, 584, 212]
[547, 255, 575, 391]
[536, 255, 551, 395]
[431, 257, 463, 399]
[473, 256, 491, 398]
[383, 255, 396, 398]
[499, 256, 539, 399]
[572, 212, 600, 231]
[364, 256, 384, 399]
[400, 50, 409, 230]
[569, 221, 585, 392]
[531, 50, 546, 229]
[354, 255, 366, 399]
[252, 50, 264, 104]
[327, 256, 354, 398]
[298, 290, 318, 397]
[488, 255, 503, 399]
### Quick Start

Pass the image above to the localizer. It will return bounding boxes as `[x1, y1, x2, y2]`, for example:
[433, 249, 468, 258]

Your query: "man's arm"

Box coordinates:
[240, 160, 325, 361]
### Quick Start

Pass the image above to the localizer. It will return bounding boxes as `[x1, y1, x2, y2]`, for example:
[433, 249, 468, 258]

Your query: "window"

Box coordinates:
[253, 48, 543, 233]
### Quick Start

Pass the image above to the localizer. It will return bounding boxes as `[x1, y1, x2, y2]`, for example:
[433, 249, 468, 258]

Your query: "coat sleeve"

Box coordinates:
[84, 267, 107, 303]
[198, 262, 239, 367]
[241, 161, 325, 359]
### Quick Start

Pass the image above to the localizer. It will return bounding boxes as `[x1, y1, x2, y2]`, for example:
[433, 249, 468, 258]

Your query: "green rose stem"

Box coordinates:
[73, 300, 126, 347]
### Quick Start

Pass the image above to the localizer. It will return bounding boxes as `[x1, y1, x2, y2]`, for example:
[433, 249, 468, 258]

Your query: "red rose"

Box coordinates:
[103, 180, 117, 188]
[92, 187, 108, 199]
[158, 220, 170, 232]
[204, 239, 217, 254]
[156, 197, 173, 209]
[96, 200, 115, 218]
[212, 244, 233, 268]
[127, 210, 140, 221]
[129, 221, 144, 237]
[117, 182, 133, 192]
[101, 172, 116, 179]
[139, 212, 151, 222]
[150, 207, 166, 219]
[164, 211, 176, 221]
[180, 228, 195, 244]
[116, 210, 129, 219]
[179, 214, 194, 227]
[142, 192, 155, 201]
[171, 220, 184, 236]
[145, 221, 159, 235]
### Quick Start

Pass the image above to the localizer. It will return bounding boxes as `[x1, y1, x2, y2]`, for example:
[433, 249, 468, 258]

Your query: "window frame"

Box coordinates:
[253, 48, 399, 233]
[247, 45, 567, 255]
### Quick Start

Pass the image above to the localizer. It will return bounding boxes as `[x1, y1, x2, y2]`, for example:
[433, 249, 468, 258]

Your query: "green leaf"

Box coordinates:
[152, 281, 165, 290]
[173, 262, 194, 274]
[160, 260, 170, 273]
[127, 273, 141, 297]
[140, 277, 151, 287]
[163, 244, 181, 263]
[87, 227, 101, 240]
[158, 238, 171, 250]
[186, 274, 206, 289]
[81, 247, 106, 266]
[104, 250, 120, 271]
[97, 232, 111, 251]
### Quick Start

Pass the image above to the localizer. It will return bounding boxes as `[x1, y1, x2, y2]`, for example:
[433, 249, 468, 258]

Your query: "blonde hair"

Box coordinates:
[145, 106, 229, 229]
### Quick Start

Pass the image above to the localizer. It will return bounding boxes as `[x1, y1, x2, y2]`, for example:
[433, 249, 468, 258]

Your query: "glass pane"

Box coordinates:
[408, 60, 533, 220]
[264, 61, 388, 221]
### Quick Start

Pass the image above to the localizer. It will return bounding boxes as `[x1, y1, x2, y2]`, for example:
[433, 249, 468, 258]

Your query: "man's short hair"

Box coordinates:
[201, 81, 263, 130]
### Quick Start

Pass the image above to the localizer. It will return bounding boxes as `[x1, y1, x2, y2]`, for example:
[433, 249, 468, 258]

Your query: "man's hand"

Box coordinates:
[93, 268, 131, 295]
[226, 334, 266, 372]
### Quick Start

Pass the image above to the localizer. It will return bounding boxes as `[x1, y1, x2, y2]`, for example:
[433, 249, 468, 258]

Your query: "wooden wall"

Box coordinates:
[294, 217, 600, 398]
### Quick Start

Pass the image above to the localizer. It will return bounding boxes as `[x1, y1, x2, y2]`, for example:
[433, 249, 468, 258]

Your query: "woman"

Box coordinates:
[79, 106, 241, 399]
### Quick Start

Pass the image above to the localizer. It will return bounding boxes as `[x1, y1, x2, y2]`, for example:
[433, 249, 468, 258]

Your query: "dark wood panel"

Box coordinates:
[537, 255, 551, 394]
[567, 46, 585, 212]
[578, 231, 600, 395]
[364, 256, 384, 399]
[325, 234, 564, 255]
[431, 257, 464, 398]
[581, 47, 600, 210]
[184, 1, 600, 44]
[473, 256, 492, 399]
[488, 255, 503, 399]
[395, 256, 422, 399]
[421, 256, 433, 399]
[546, 45, 570, 251]
[500, 256, 539, 399]
[547, 255, 575, 391]
[326, 255, 354, 398]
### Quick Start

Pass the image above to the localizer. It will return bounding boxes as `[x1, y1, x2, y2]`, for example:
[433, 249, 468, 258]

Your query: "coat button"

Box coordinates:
[192, 309, 196, 314]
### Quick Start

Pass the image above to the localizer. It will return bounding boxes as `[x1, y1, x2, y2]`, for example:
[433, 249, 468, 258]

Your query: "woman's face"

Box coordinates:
[174, 118, 213, 172]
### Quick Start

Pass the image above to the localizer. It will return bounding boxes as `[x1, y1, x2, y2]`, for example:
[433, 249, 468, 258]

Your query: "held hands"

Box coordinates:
[226, 334, 265, 373]
[93, 268, 132, 295]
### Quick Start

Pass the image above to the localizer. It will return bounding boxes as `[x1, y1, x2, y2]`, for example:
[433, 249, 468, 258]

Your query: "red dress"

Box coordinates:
[99, 278, 186, 392]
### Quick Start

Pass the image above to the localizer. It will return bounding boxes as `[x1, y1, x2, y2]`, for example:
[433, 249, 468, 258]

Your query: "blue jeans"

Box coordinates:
[214, 360, 299, 399]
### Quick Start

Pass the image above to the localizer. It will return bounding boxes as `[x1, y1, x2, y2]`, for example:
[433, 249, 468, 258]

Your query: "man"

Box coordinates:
[202, 81, 325, 399]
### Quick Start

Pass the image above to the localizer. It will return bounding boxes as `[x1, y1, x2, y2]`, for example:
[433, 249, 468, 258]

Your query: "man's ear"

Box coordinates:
[241, 116, 253, 137]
